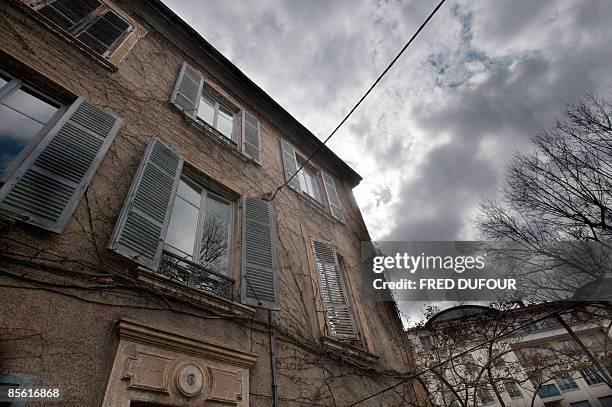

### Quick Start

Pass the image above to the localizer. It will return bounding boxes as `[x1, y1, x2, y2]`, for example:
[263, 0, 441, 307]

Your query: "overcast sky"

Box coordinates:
[161, 0, 612, 241]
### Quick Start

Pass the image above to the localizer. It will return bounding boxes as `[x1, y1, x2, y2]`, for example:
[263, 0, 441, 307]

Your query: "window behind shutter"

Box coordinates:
[242, 110, 262, 164]
[241, 197, 278, 309]
[0, 97, 122, 233]
[280, 139, 299, 190]
[312, 240, 358, 338]
[38, 0, 101, 31]
[76, 10, 131, 56]
[170, 61, 204, 119]
[108, 137, 183, 270]
[321, 171, 345, 223]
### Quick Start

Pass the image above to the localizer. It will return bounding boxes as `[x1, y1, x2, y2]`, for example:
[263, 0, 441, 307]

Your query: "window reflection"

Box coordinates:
[164, 175, 233, 275]
[196, 91, 234, 141]
[0, 78, 60, 175]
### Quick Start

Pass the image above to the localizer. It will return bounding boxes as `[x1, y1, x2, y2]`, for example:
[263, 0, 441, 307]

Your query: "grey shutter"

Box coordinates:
[280, 139, 299, 190]
[312, 240, 358, 338]
[241, 197, 278, 309]
[37, 0, 101, 31]
[0, 97, 122, 233]
[76, 10, 131, 56]
[321, 171, 345, 223]
[108, 137, 183, 270]
[242, 110, 262, 164]
[170, 61, 203, 119]
[0, 373, 37, 407]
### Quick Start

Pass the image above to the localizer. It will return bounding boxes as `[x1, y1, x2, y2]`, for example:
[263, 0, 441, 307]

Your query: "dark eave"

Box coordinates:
[128, 0, 363, 187]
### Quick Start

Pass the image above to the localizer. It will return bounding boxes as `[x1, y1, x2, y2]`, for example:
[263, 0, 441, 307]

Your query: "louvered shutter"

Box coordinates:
[312, 240, 358, 338]
[37, 0, 101, 31]
[321, 171, 345, 223]
[108, 137, 182, 270]
[0, 97, 122, 233]
[242, 110, 262, 164]
[170, 61, 204, 119]
[241, 197, 278, 309]
[76, 10, 131, 56]
[280, 139, 299, 190]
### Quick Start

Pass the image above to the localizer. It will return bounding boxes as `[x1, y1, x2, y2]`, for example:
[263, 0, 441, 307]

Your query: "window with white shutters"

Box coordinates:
[280, 139, 299, 190]
[241, 197, 278, 309]
[25, 0, 133, 58]
[242, 110, 262, 164]
[321, 171, 345, 223]
[312, 240, 358, 339]
[0, 96, 123, 233]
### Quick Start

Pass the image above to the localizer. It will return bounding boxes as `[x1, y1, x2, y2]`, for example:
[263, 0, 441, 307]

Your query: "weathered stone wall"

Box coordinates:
[0, 2, 426, 406]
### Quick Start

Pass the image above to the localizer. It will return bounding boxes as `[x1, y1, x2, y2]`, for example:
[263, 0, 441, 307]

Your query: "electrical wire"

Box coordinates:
[268, 0, 448, 201]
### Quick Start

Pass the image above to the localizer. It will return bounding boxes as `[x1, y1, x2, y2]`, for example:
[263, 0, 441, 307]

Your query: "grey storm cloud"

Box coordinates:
[162, 0, 612, 242]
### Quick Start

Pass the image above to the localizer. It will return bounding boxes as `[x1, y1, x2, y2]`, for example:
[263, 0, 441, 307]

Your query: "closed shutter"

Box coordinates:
[312, 240, 358, 338]
[321, 171, 345, 223]
[242, 110, 262, 164]
[0, 97, 122, 233]
[170, 61, 204, 119]
[108, 137, 183, 270]
[241, 197, 278, 309]
[280, 139, 299, 190]
[0, 373, 37, 407]
[76, 10, 131, 56]
[37, 0, 101, 31]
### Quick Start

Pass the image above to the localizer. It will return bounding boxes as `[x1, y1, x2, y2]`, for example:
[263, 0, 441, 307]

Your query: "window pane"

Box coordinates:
[176, 177, 201, 207]
[216, 106, 234, 139]
[0, 77, 7, 88]
[199, 195, 230, 273]
[165, 196, 200, 259]
[197, 93, 215, 125]
[3, 88, 58, 124]
[0, 104, 44, 173]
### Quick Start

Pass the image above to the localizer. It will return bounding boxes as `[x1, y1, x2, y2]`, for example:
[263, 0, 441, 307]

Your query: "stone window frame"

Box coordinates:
[16, 0, 147, 71]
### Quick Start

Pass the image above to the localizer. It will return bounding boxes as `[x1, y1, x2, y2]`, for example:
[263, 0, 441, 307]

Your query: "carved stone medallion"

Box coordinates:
[175, 363, 204, 398]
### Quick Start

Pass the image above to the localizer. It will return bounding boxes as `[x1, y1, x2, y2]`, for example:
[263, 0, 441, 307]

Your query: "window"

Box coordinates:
[581, 368, 604, 386]
[296, 158, 321, 202]
[462, 354, 478, 375]
[555, 374, 579, 391]
[0, 72, 62, 179]
[443, 388, 458, 406]
[29, 0, 134, 60]
[559, 339, 581, 355]
[537, 383, 561, 399]
[197, 91, 235, 140]
[419, 335, 433, 352]
[569, 402, 592, 407]
[504, 381, 522, 398]
[599, 395, 612, 407]
[164, 174, 233, 275]
[476, 387, 495, 404]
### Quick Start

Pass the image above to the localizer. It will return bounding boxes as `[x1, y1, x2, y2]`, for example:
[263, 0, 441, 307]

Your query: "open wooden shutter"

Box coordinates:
[76, 10, 132, 56]
[242, 110, 262, 164]
[280, 139, 299, 190]
[170, 61, 203, 119]
[321, 171, 345, 223]
[36, 0, 101, 31]
[108, 137, 183, 270]
[0, 97, 122, 233]
[312, 240, 357, 338]
[241, 197, 278, 309]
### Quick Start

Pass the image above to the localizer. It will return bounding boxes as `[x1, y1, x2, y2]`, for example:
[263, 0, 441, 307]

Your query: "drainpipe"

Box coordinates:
[269, 310, 279, 407]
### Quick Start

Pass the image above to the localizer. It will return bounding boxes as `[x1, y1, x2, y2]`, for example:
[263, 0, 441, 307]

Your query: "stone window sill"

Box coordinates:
[289, 186, 344, 226]
[320, 336, 379, 364]
[181, 111, 262, 167]
[136, 266, 256, 318]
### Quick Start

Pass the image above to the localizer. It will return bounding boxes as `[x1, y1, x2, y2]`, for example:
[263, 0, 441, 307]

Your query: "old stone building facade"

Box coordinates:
[0, 1, 425, 406]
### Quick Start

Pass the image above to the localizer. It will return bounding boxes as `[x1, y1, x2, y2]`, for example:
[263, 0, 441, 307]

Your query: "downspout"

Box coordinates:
[269, 310, 279, 407]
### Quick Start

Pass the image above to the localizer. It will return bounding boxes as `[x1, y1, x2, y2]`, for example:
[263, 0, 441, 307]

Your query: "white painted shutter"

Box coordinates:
[241, 197, 278, 309]
[170, 61, 203, 119]
[312, 240, 358, 338]
[242, 110, 262, 163]
[108, 137, 183, 270]
[280, 139, 299, 190]
[321, 171, 345, 223]
[0, 97, 122, 233]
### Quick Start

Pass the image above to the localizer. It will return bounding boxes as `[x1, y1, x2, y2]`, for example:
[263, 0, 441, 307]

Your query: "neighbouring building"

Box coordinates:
[0, 1, 427, 406]
[407, 303, 612, 407]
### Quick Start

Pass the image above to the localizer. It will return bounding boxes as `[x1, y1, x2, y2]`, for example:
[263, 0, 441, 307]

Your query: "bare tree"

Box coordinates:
[476, 92, 612, 301]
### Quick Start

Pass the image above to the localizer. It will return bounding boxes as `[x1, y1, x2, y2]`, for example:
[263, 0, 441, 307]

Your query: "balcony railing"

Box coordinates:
[158, 250, 234, 300]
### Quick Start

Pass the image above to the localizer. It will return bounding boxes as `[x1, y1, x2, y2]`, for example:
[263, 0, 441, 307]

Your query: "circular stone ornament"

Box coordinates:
[176, 363, 204, 398]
